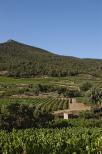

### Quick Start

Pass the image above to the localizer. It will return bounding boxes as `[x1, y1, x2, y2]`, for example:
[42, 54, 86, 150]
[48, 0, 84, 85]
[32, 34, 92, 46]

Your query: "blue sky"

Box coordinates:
[0, 0, 101, 58]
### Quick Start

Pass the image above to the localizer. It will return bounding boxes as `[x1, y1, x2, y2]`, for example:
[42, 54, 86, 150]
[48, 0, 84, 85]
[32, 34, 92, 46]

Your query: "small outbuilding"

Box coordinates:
[53, 98, 91, 120]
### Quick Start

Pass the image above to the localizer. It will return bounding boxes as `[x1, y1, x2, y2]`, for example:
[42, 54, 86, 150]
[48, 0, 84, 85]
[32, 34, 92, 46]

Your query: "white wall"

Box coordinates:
[64, 113, 68, 119]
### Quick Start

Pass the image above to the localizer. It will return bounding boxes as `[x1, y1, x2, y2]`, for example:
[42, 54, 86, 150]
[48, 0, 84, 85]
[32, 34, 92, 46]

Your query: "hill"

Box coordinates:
[0, 40, 102, 77]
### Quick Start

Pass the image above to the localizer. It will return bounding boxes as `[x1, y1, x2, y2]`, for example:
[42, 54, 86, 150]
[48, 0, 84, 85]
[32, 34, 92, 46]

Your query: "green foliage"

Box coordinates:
[79, 110, 95, 119]
[50, 118, 102, 128]
[37, 84, 55, 93]
[76, 96, 91, 104]
[80, 81, 92, 91]
[0, 128, 102, 153]
[0, 103, 54, 130]
[49, 119, 72, 128]
[64, 87, 81, 98]
[57, 87, 67, 94]
[90, 87, 102, 105]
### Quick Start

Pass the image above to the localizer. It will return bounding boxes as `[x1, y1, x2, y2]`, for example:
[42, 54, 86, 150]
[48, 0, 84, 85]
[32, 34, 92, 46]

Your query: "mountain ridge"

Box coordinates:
[1, 39, 80, 59]
[0, 40, 102, 77]
[1, 39, 101, 60]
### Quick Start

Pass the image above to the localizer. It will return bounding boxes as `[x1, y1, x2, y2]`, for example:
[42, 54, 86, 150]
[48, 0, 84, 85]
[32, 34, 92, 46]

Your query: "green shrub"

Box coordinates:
[80, 82, 92, 91]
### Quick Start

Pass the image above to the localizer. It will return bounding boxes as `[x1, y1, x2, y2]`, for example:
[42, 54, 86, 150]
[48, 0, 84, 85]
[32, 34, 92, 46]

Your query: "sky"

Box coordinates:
[0, 0, 102, 58]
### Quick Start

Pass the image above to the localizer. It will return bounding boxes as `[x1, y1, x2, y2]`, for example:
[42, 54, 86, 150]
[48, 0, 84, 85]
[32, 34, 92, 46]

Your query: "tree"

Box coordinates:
[64, 87, 81, 98]
[80, 82, 92, 91]
[90, 87, 102, 105]
[0, 103, 54, 130]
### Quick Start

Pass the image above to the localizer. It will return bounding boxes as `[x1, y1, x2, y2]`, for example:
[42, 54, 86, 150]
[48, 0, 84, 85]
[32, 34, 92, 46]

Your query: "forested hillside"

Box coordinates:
[0, 40, 102, 77]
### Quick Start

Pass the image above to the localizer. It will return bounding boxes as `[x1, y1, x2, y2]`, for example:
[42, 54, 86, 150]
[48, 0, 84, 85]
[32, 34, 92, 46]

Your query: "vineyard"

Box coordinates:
[0, 98, 69, 112]
[0, 75, 102, 153]
[35, 98, 69, 112]
[0, 128, 102, 154]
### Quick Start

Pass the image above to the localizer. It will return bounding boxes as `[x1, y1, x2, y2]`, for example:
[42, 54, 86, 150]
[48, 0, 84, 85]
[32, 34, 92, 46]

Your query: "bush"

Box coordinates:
[80, 82, 92, 91]
[64, 87, 81, 97]
[49, 120, 72, 128]
[0, 103, 54, 130]
[90, 87, 102, 105]
[79, 111, 95, 119]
